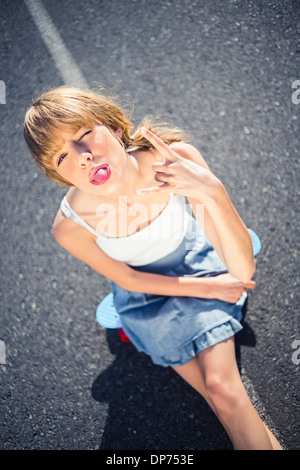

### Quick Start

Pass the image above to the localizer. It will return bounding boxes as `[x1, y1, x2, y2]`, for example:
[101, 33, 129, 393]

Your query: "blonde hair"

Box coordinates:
[23, 85, 186, 186]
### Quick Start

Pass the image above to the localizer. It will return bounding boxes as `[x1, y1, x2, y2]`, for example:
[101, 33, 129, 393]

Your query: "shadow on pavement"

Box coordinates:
[91, 300, 256, 450]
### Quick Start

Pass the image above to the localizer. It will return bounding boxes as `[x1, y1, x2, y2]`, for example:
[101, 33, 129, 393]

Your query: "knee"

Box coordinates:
[205, 375, 246, 414]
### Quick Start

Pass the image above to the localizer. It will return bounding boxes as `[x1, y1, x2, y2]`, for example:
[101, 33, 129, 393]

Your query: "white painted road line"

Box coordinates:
[23, 0, 89, 88]
[0, 340, 6, 365]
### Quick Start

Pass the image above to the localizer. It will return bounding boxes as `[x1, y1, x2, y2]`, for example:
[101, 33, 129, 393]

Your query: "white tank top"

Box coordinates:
[60, 193, 189, 266]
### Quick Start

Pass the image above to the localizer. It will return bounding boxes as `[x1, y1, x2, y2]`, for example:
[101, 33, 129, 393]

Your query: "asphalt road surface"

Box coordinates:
[0, 0, 299, 451]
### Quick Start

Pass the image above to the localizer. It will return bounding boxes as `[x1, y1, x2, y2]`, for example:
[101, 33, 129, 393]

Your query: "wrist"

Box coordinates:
[195, 176, 225, 204]
[205, 179, 227, 206]
[178, 276, 214, 299]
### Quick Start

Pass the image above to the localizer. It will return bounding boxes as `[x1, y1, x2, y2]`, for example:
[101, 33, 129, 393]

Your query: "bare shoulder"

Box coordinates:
[53, 209, 70, 241]
[52, 187, 93, 244]
[169, 141, 210, 170]
[52, 208, 94, 248]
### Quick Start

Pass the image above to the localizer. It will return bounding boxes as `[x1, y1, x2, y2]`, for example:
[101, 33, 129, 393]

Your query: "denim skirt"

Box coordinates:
[110, 215, 248, 367]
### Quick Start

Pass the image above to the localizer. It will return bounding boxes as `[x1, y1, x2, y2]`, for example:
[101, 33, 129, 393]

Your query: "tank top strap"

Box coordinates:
[60, 196, 97, 236]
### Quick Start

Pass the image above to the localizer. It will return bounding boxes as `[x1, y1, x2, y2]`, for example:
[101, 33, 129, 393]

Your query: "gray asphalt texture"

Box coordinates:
[0, 0, 299, 451]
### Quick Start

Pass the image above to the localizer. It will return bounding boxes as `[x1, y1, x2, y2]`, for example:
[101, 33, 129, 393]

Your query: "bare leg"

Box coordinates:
[172, 337, 282, 450]
[172, 356, 217, 414]
[264, 425, 283, 450]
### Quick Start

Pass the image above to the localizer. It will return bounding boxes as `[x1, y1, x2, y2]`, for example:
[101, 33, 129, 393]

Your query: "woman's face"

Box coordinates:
[52, 123, 128, 195]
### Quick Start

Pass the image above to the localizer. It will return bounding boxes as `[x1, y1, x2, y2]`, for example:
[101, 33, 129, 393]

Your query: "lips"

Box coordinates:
[89, 164, 111, 185]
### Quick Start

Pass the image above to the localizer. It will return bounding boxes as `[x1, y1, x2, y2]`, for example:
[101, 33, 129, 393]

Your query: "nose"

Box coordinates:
[77, 151, 93, 168]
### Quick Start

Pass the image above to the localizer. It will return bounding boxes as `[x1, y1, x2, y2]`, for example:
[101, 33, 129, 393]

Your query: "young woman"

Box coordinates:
[24, 85, 282, 450]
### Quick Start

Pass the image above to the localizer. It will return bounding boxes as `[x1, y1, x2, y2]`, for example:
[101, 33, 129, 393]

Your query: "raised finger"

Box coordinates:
[152, 161, 173, 172]
[139, 127, 181, 162]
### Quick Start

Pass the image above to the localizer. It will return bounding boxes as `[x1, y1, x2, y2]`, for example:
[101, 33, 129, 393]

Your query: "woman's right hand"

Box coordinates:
[136, 128, 221, 202]
[200, 273, 256, 303]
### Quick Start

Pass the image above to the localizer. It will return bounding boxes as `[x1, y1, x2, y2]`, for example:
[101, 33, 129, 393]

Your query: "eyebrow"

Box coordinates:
[54, 127, 92, 163]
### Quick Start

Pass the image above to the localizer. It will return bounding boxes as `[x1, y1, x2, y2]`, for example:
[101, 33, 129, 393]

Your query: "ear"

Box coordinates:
[114, 127, 123, 139]
[107, 125, 123, 143]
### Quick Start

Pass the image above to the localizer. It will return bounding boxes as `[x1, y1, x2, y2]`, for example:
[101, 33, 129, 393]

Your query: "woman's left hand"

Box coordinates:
[136, 128, 221, 202]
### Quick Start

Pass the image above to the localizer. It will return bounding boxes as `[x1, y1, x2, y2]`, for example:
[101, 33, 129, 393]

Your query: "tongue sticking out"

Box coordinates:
[91, 166, 111, 185]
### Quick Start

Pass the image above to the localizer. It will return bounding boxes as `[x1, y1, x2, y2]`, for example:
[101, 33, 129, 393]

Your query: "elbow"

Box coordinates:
[247, 248, 257, 280]
[229, 256, 256, 284]
[239, 258, 256, 283]
[238, 234, 257, 282]
[251, 257, 257, 275]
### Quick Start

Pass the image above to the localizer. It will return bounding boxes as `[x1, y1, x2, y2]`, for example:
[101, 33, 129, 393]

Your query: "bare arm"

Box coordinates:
[190, 184, 255, 283]
[171, 143, 255, 282]
[53, 211, 254, 303]
[53, 215, 214, 298]
[172, 143, 255, 283]
[170, 143, 227, 267]
[137, 130, 256, 283]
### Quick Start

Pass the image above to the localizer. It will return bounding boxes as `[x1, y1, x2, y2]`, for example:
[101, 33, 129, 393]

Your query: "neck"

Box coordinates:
[116, 152, 141, 204]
